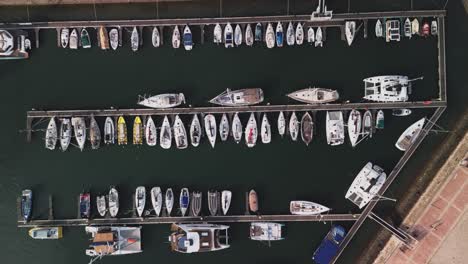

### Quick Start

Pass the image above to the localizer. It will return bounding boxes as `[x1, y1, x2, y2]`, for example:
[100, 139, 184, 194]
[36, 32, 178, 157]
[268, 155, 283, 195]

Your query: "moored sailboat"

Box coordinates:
[245, 23, 254, 46]
[209, 88, 264, 106]
[45, 117, 57, 150]
[89, 115, 101, 150]
[221, 190, 232, 215]
[166, 188, 174, 216]
[160, 115, 172, 149]
[219, 113, 230, 141]
[260, 113, 271, 144]
[172, 26, 180, 48]
[190, 114, 202, 147]
[117, 116, 127, 145]
[59, 118, 72, 151]
[375, 19, 383, 38]
[295, 22, 304, 45]
[345, 21, 356, 46]
[131, 27, 139, 52]
[138, 93, 186, 108]
[411, 18, 420, 35]
[180, 188, 190, 216]
[301, 112, 313, 146]
[232, 112, 243, 144]
[151, 187, 162, 216]
[21, 189, 33, 222]
[347, 109, 361, 147]
[249, 189, 258, 213]
[109, 28, 119, 50]
[85, 226, 142, 258]
[169, 224, 230, 253]
[245, 113, 258, 148]
[362, 110, 373, 139]
[286, 22, 295, 46]
[204, 114, 217, 148]
[404, 18, 412, 38]
[345, 162, 386, 208]
[152, 27, 160, 47]
[395, 118, 425, 151]
[96, 195, 106, 217]
[289, 111, 299, 141]
[208, 190, 219, 216]
[276, 22, 284, 47]
[79, 192, 91, 219]
[132, 116, 143, 145]
[315, 27, 323, 47]
[287, 87, 339, 104]
[255, 23, 262, 42]
[135, 186, 146, 217]
[290, 201, 330, 215]
[278, 111, 286, 137]
[265, 23, 275, 48]
[72, 117, 86, 151]
[104, 117, 115, 145]
[191, 191, 202, 217]
[234, 24, 243, 46]
[174, 115, 188, 149]
[108, 187, 119, 217]
[145, 116, 157, 146]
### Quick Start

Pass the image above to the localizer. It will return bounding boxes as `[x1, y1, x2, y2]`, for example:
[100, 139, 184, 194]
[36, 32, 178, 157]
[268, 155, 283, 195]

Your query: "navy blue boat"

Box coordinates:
[312, 225, 346, 264]
[79, 192, 91, 219]
[276, 22, 284, 47]
[21, 189, 33, 221]
[254, 23, 262, 41]
[183, 25, 193, 51]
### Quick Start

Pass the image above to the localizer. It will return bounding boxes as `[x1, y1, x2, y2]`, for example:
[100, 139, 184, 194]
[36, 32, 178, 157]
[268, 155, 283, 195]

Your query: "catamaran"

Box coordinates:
[45, 117, 57, 150]
[108, 187, 119, 217]
[278, 111, 286, 137]
[213, 23, 222, 44]
[135, 186, 146, 217]
[276, 22, 284, 47]
[224, 23, 234, 48]
[255, 23, 262, 42]
[152, 27, 160, 47]
[221, 190, 232, 215]
[315, 26, 323, 47]
[72, 117, 86, 151]
[117, 116, 127, 145]
[289, 111, 299, 141]
[347, 110, 361, 147]
[219, 113, 230, 141]
[375, 19, 383, 38]
[363, 75, 422, 102]
[103, 117, 115, 145]
[301, 112, 313, 146]
[69, 29, 78, 49]
[260, 113, 271, 144]
[85, 226, 142, 259]
[265, 23, 275, 48]
[245, 113, 258, 148]
[395, 118, 425, 151]
[376, 110, 384, 129]
[250, 222, 284, 241]
[286, 22, 295, 46]
[307, 27, 315, 44]
[172, 26, 180, 48]
[160, 116, 172, 149]
[138, 93, 186, 108]
[169, 224, 230, 253]
[295, 22, 304, 45]
[210, 88, 263, 106]
[190, 114, 202, 147]
[80, 28, 91, 48]
[166, 188, 174, 216]
[345, 21, 356, 46]
[59, 118, 72, 151]
[180, 188, 190, 216]
[183, 25, 193, 51]
[290, 201, 330, 215]
[145, 116, 157, 146]
[287, 87, 339, 104]
[245, 23, 254, 46]
[109, 28, 119, 50]
[60, 28, 69, 48]
[326, 111, 345, 146]
[131, 27, 139, 52]
[232, 112, 242, 144]
[345, 162, 386, 208]
[89, 116, 101, 150]
[204, 114, 217, 148]
[174, 115, 188, 149]
[151, 187, 162, 216]
[362, 110, 373, 139]
[234, 24, 242, 46]
[133, 116, 143, 145]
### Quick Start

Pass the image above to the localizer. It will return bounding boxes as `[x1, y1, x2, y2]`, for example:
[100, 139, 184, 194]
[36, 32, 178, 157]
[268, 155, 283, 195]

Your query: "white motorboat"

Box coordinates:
[315, 27, 323, 47]
[165, 188, 174, 216]
[362, 110, 373, 139]
[234, 24, 242, 46]
[60, 28, 69, 48]
[160, 116, 172, 149]
[135, 186, 146, 217]
[191, 191, 202, 217]
[190, 114, 202, 147]
[232, 112, 242, 144]
[103, 117, 115, 145]
[169, 224, 230, 253]
[411, 18, 420, 35]
[213, 23, 223, 44]
[108, 187, 119, 217]
[174, 115, 188, 149]
[209, 88, 264, 106]
[109, 28, 119, 50]
[404, 18, 412, 38]
[363, 75, 421, 102]
[290, 201, 330, 215]
[278, 111, 286, 137]
[250, 222, 284, 241]
[80, 28, 91, 48]
[276, 22, 284, 47]
[152, 27, 160, 47]
[286, 22, 295, 46]
[295, 22, 304, 45]
[289, 111, 299, 141]
[71, 117, 86, 151]
[204, 114, 217, 148]
[307, 27, 315, 44]
[172, 26, 180, 48]
[375, 19, 383, 38]
[59, 118, 72, 151]
[183, 25, 193, 51]
[138, 93, 186, 108]
[151, 187, 162, 216]
[326, 111, 345, 146]
[145, 116, 157, 146]
[221, 190, 232, 215]
[431, 20, 438, 36]
[131, 27, 139, 52]
[301, 112, 314, 146]
[85, 226, 142, 257]
[208, 191, 219, 216]
[224, 23, 234, 48]
[345, 162, 386, 208]
[245, 113, 258, 148]
[180, 188, 190, 217]
[265, 23, 275, 49]
[28, 227, 62, 240]
[89, 115, 101, 150]
[287, 87, 339, 104]
[45, 117, 57, 150]
[219, 113, 230, 141]
[395, 118, 425, 151]
[96, 195, 107, 217]
[347, 109, 361, 147]
[376, 110, 384, 129]
[69, 29, 78, 49]
[345, 21, 356, 46]
[392, 108, 412, 116]
[245, 23, 254, 46]
[260, 113, 271, 144]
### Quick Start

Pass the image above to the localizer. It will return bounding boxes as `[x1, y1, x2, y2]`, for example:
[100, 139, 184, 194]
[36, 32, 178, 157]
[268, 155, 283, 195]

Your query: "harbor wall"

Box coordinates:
[0, 0, 189, 6]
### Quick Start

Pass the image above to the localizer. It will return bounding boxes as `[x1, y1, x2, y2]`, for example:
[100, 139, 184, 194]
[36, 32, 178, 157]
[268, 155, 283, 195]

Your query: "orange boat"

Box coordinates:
[98, 26, 110, 50]
[249, 190, 258, 213]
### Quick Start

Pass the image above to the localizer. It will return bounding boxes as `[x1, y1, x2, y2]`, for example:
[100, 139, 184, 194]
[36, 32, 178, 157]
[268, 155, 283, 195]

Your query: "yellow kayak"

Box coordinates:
[117, 116, 128, 145]
[133, 116, 143, 145]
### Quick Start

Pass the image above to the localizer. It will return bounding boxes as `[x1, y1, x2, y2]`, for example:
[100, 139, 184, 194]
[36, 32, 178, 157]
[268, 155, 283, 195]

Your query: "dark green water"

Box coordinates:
[0, 1, 466, 263]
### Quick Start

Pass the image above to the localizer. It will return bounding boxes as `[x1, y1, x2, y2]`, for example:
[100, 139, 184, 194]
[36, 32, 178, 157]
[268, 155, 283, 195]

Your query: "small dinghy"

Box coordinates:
[219, 113, 230, 141]
[395, 118, 425, 151]
[362, 110, 373, 139]
[301, 112, 314, 146]
[138, 93, 186, 109]
[295, 22, 304, 45]
[172, 26, 180, 48]
[103, 117, 115, 145]
[289, 111, 299, 141]
[265, 23, 275, 49]
[183, 25, 193, 51]
[234, 24, 243, 46]
[117, 116, 127, 145]
[431, 20, 438, 36]
[278, 111, 286, 137]
[160, 115, 172, 149]
[45, 117, 57, 150]
[135, 186, 146, 217]
[224, 23, 234, 48]
[108, 187, 119, 217]
[79, 192, 91, 219]
[255, 23, 262, 42]
[133, 116, 143, 145]
[276, 22, 284, 47]
[191, 191, 202, 217]
[152, 27, 160, 48]
[204, 114, 217, 148]
[165, 188, 174, 216]
[404, 18, 412, 38]
[72, 117, 86, 151]
[131, 27, 139, 52]
[375, 19, 383, 38]
[213, 23, 222, 44]
[60, 28, 69, 48]
[260, 113, 271, 144]
[151, 187, 162, 216]
[245, 23, 254, 46]
[174, 115, 188, 149]
[290, 201, 330, 215]
[99, 26, 110, 50]
[69, 29, 78, 49]
[315, 27, 323, 47]
[249, 190, 258, 213]
[287, 87, 339, 104]
[96, 195, 107, 217]
[21, 189, 33, 222]
[307, 27, 315, 44]
[376, 110, 384, 129]
[80, 28, 91, 48]
[89, 116, 101, 150]
[145, 116, 157, 146]
[245, 113, 258, 148]
[208, 191, 219, 216]
[232, 112, 243, 144]
[411, 18, 420, 35]
[109, 28, 119, 50]
[180, 188, 190, 216]
[347, 109, 362, 147]
[286, 22, 295, 46]
[221, 190, 232, 215]
[345, 21, 356, 46]
[392, 109, 412, 116]
[59, 118, 72, 151]
[190, 114, 202, 147]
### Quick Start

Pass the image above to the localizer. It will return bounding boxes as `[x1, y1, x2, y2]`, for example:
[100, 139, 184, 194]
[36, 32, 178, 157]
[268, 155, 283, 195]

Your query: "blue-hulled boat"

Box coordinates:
[276, 22, 284, 47]
[312, 225, 346, 264]
[79, 192, 91, 219]
[180, 188, 190, 217]
[183, 25, 193, 51]
[21, 189, 33, 222]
